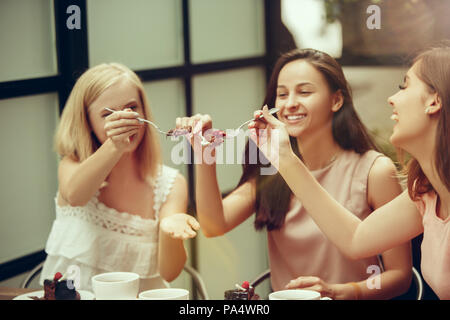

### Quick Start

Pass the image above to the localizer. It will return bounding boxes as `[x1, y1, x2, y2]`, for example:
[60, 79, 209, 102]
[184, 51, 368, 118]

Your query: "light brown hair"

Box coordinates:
[406, 44, 450, 199]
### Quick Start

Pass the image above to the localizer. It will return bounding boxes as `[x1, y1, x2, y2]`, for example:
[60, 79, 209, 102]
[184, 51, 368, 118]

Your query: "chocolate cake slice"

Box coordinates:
[224, 281, 260, 300]
[54, 280, 80, 300]
[32, 272, 81, 300]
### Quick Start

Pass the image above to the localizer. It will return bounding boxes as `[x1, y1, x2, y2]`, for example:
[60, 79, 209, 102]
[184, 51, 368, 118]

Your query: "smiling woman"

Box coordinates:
[388, 48, 450, 203]
[243, 48, 378, 230]
[188, 48, 412, 300]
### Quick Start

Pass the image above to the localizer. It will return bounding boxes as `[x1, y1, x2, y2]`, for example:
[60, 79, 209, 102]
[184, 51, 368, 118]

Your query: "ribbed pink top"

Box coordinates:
[414, 191, 450, 299]
[268, 150, 383, 291]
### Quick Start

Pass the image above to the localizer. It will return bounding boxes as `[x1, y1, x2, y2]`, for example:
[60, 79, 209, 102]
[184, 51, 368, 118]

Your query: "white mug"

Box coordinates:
[91, 272, 140, 300]
[138, 288, 189, 300]
[268, 289, 331, 300]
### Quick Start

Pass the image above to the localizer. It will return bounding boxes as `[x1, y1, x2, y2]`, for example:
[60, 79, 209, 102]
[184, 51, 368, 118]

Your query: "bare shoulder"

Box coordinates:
[368, 156, 402, 209]
[369, 156, 398, 179]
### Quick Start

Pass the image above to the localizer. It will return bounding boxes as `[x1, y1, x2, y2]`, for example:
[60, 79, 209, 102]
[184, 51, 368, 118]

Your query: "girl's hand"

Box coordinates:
[104, 108, 143, 152]
[248, 105, 292, 169]
[175, 114, 212, 152]
[285, 276, 336, 299]
[176, 113, 213, 134]
[160, 213, 201, 240]
[175, 114, 225, 161]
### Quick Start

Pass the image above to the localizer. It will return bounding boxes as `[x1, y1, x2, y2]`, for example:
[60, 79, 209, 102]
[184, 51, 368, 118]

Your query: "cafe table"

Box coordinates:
[0, 287, 36, 300]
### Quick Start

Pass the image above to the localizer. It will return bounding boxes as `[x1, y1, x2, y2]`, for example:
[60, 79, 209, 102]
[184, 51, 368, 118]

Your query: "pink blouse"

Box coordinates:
[415, 191, 450, 299]
[268, 150, 383, 291]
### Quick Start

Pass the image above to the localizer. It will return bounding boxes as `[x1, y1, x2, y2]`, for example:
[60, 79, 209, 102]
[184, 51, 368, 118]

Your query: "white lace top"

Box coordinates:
[40, 165, 179, 291]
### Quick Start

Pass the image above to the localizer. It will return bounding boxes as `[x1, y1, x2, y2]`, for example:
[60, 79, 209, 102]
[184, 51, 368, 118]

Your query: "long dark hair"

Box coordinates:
[238, 48, 378, 231]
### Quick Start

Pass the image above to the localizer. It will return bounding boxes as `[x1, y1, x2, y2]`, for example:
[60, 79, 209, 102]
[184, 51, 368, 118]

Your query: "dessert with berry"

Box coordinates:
[224, 281, 260, 300]
[31, 272, 81, 300]
[167, 126, 227, 143]
[204, 130, 227, 144]
[166, 127, 192, 137]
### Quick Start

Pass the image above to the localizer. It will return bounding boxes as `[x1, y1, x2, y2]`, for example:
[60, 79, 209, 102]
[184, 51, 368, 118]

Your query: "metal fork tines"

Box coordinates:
[228, 107, 279, 137]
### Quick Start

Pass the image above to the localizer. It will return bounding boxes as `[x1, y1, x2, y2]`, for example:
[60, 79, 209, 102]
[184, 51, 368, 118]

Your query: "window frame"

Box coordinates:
[0, 0, 276, 289]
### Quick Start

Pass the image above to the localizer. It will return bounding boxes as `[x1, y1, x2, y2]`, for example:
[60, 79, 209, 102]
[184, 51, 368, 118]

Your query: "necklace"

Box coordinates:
[312, 151, 341, 170]
[328, 153, 339, 165]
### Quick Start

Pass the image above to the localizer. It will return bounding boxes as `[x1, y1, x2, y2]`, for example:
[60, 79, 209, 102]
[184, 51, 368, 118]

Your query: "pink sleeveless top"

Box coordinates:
[268, 150, 383, 291]
[414, 191, 450, 299]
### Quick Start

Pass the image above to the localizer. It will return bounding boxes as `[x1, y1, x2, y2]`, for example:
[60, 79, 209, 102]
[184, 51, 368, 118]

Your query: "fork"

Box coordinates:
[104, 107, 210, 145]
[104, 107, 169, 135]
[226, 107, 279, 137]
[104, 107, 279, 145]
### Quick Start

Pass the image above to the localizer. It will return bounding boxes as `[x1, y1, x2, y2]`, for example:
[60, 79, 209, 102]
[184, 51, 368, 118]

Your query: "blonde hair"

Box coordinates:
[55, 62, 162, 179]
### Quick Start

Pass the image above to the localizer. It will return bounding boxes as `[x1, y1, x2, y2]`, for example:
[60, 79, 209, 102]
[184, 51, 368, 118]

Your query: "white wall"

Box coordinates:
[343, 66, 408, 142]
[0, 0, 57, 82]
[0, 93, 59, 264]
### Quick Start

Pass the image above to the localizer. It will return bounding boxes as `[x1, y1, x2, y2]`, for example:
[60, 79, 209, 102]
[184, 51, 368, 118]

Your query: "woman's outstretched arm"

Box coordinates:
[253, 106, 424, 259]
[176, 114, 256, 238]
[58, 110, 142, 206]
[279, 147, 422, 259]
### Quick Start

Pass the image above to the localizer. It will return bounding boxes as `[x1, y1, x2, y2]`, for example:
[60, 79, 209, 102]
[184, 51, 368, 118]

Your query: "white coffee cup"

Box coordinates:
[138, 288, 189, 300]
[91, 272, 140, 300]
[268, 289, 331, 300]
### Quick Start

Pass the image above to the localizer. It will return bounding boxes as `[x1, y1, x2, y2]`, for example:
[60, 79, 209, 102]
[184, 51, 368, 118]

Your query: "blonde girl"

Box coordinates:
[40, 63, 200, 291]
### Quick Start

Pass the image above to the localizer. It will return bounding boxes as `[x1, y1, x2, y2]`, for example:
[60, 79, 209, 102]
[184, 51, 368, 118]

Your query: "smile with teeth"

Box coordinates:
[284, 114, 306, 122]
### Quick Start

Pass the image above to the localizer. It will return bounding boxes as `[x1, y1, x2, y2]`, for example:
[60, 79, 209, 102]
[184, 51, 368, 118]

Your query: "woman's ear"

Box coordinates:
[425, 92, 442, 115]
[331, 90, 344, 112]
